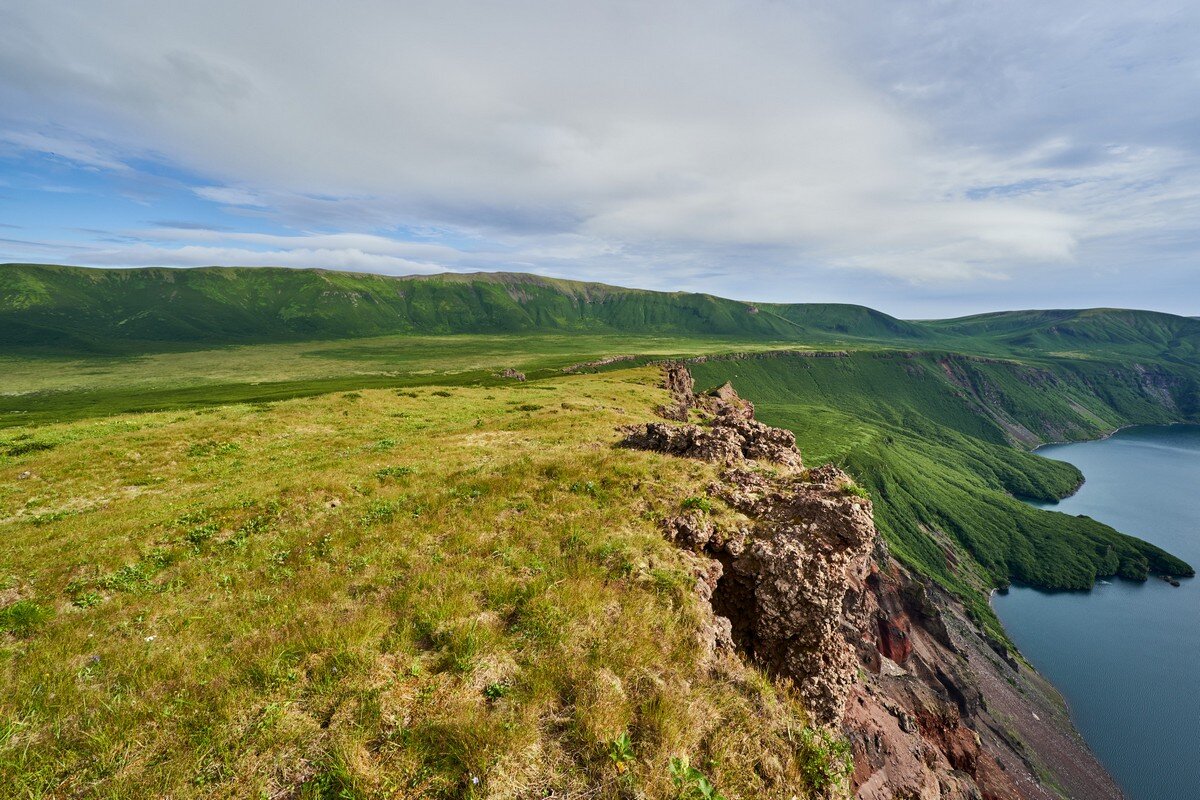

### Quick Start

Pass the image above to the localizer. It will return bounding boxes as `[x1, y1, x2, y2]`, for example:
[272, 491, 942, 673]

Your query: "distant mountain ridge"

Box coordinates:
[2, 263, 1198, 361]
[0, 263, 926, 350]
[926, 307, 1200, 361]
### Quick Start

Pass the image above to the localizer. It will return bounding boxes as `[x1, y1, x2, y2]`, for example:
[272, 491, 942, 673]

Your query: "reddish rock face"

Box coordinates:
[624, 363, 1127, 800]
[876, 612, 913, 664]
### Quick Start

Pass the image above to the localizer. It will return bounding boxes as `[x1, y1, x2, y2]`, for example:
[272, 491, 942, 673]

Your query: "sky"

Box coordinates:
[1, 1, 1199, 318]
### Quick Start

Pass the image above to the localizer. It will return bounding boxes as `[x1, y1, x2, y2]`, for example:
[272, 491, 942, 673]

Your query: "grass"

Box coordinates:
[5, 265, 1199, 794]
[690, 352, 1197, 640]
[5, 265, 1200, 367]
[0, 263, 909, 350]
[0, 368, 846, 799]
[0, 332, 819, 429]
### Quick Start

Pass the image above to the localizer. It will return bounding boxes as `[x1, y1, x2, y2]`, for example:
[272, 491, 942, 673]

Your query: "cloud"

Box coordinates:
[133, 227, 473, 263]
[0, 130, 129, 171]
[81, 242, 447, 276]
[192, 186, 270, 207]
[1, 0, 1199, 313]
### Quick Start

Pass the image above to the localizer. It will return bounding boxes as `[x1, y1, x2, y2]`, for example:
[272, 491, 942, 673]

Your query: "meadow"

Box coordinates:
[0, 368, 847, 799]
[5, 265, 1200, 797]
[0, 333, 804, 429]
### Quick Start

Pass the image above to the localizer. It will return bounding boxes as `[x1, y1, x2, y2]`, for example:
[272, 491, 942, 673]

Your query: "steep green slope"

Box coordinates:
[926, 308, 1200, 362]
[688, 352, 1197, 633]
[2, 263, 924, 350]
[6, 265, 1199, 366]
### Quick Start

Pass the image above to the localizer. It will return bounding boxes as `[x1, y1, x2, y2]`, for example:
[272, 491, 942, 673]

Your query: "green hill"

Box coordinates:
[7, 265, 1198, 366]
[1, 263, 924, 351]
[925, 308, 1200, 362]
[688, 352, 1197, 635]
[4, 261, 1198, 617]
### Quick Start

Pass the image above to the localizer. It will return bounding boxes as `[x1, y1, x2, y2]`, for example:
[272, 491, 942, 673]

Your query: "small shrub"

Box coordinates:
[607, 732, 635, 774]
[515, 403, 542, 412]
[184, 521, 219, 546]
[669, 756, 727, 800]
[374, 465, 415, 480]
[72, 592, 103, 609]
[431, 390, 453, 398]
[797, 727, 853, 793]
[0, 600, 53, 637]
[681, 495, 712, 513]
[482, 681, 510, 700]
[839, 480, 870, 500]
[5, 440, 55, 457]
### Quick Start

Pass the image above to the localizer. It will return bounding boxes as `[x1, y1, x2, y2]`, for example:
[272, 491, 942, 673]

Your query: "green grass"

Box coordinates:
[5, 262, 1200, 793]
[0, 369, 844, 799]
[6, 265, 1200, 368]
[689, 352, 1197, 639]
[1, 263, 919, 351]
[0, 332, 825, 429]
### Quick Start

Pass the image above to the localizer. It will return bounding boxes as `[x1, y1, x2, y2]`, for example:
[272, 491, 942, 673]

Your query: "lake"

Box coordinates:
[992, 425, 1200, 800]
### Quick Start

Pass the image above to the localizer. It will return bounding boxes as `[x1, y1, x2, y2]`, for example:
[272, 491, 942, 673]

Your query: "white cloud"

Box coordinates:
[192, 186, 269, 207]
[0, 130, 128, 171]
[1, 0, 1199, 311]
[82, 242, 446, 275]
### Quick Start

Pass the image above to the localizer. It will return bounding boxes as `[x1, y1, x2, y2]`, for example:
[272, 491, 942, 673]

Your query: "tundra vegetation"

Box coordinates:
[1, 371, 850, 798]
[3, 264, 1199, 796]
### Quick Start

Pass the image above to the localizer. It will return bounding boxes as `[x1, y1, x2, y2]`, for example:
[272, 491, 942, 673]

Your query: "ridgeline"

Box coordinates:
[4, 263, 1199, 797]
[3, 263, 1198, 608]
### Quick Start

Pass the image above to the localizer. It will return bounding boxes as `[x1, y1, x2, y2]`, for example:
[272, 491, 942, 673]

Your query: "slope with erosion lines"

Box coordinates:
[687, 351, 1197, 640]
[1, 264, 922, 350]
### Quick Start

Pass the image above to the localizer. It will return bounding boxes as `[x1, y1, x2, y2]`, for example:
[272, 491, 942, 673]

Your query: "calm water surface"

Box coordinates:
[993, 425, 1200, 800]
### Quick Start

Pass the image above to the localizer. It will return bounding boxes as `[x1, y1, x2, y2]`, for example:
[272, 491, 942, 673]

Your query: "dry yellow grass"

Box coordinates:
[1, 368, 845, 799]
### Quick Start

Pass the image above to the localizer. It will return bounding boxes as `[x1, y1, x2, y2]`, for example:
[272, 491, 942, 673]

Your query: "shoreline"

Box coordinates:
[1033, 420, 1199, 453]
[1033, 421, 1200, 505]
[994, 422, 1200, 800]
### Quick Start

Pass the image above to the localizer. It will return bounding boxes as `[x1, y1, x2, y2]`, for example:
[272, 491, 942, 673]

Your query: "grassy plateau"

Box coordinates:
[2, 263, 1199, 796]
[1, 369, 849, 798]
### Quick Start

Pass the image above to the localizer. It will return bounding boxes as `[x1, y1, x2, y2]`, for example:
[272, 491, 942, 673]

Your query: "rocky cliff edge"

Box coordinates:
[619, 363, 1124, 800]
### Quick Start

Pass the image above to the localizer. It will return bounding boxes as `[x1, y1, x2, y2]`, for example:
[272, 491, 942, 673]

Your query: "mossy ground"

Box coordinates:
[0, 369, 844, 799]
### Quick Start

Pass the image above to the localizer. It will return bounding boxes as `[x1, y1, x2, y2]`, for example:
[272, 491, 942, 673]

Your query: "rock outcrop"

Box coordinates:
[621, 366, 876, 723]
[623, 363, 1125, 800]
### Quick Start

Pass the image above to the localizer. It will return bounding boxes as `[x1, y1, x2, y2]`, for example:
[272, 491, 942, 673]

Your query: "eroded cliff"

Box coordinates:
[621, 363, 1124, 800]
